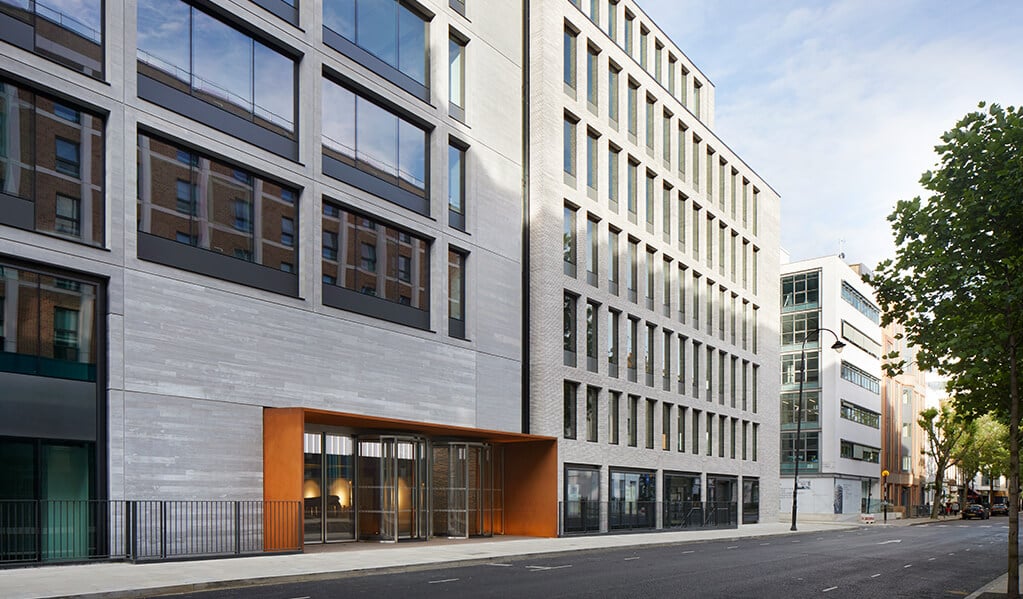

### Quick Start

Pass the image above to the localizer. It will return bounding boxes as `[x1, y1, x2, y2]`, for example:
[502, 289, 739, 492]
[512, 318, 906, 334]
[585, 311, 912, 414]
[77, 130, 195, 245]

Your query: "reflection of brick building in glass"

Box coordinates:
[881, 321, 929, 513]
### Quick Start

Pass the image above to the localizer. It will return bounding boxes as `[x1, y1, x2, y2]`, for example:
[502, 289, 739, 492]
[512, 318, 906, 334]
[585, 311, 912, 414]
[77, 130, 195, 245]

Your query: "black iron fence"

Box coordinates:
[560, 501, 740, 535]
[0, 500, 302, 566]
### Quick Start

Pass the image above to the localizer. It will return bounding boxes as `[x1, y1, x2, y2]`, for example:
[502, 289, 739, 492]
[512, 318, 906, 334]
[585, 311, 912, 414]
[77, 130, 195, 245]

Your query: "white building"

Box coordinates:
[780, 256, 883, 521]
[529, 0, 782, 533]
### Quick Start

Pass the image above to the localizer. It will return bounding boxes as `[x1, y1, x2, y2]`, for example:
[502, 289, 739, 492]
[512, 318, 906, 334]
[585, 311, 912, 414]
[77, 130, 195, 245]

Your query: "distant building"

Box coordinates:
[880, 320, 929, 514]
[780, 256, 882, 521]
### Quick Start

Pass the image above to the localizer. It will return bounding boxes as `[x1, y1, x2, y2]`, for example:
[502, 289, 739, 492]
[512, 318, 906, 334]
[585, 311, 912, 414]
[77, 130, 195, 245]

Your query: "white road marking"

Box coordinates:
[792, 540, 801, 543]
[877, 539, 902, 545]
[904, 564, 912, 569]
[428, 578, 459, 584]
[487, 563, 513, 567]
[871, 574, 881, 578]
[624, 557, 640, 561]
[822, 586, 838, 592]
[928, 557, 936, 561]
[287, 596, 311, 599]
[526, 565, 572, 571]
[760, 542, 771, 546]
[682, 550, 695, 554]
[727, 546, 738, 550]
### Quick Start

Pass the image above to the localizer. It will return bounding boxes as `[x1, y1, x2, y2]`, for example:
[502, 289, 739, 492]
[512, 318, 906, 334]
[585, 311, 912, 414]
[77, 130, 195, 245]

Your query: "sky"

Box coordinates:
[639, 0, 1023, 269]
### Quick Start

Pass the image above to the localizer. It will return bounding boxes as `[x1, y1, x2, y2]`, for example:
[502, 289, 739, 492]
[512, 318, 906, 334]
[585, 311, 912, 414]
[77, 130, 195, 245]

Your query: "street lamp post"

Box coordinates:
[882, 469, 890, 523]
[790, 327, 846, 532]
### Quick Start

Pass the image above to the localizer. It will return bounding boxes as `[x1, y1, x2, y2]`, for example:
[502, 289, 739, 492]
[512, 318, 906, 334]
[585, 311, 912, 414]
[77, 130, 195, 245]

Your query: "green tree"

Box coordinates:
[919, 404, 972, 519]
[871, 103, 1023, 597]
[956, 414, 1009, 506]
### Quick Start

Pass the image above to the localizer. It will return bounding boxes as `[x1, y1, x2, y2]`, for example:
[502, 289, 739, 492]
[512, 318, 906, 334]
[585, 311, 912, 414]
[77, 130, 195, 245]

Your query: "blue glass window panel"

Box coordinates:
[136, 0, 190, 84]
[321, 80, 356, 158]
[397, 4, 426, 84]
[356, 97, 398, 177]
[254, 41, 295, 132]
[358, 0, 397, 70]
[324, 0, 356, 40]
[397, 118, 425, 190]
[192, 10, 253, 112]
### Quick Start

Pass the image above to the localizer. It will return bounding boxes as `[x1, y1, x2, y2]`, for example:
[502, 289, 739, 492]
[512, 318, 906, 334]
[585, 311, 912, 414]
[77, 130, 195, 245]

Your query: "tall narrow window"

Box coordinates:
[586, 301, 598, 367]
[448, 142, 466, 229]
[693, 80, 702, 118]
[564, 382, 578, 439]
[645, 96, 655, 150]
[449, 36, 466, 119]
[564, 116, 577, 178]
[645, 247, 656, 307]
[608, 227, 620, 292]
[606, 0, 617, 41]
[54, 195, 81, 238]
[639, 28, 648, 69]
[586, 216, 599, 281]
[448, 249, 466, 338]
[624, 12, 634, 56]
[587, 131, 599, 192]
[587, 45, 600, 107]
[628, 395, 638, 447]
[608, 146, 620, 207]
[677, 124, 687, 179]
[627, 239, 638, 299]
[564, 293, 577, 358]
[564, 27, 578, 89]
[564, 205, 577, 275]
[608, 309, 620, 376]
[645, 398, 655, 449]
[586, 387, 599, 442]
[662, 111, 671, 164]
[55, 138, 81, 177]
[609, 391, 620, 444]
[645, 171, 656, 228]
[627, 81, 638, 138]
[662, 185, 672, 242]
[627, 159, 638, 218]
[662, 257, 672, 313]
[281, 216, 295, 247]
[608, 65, 620, 124]
[53, 307, 81, 361]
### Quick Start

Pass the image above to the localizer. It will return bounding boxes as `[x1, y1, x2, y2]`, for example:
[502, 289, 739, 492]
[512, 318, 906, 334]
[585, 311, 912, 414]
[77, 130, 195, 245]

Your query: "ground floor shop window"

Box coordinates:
[742, 478, 760, 524]
[609, 469, 656, 530]
[663, 472, 701, 527]
[564, 465, 600, 533]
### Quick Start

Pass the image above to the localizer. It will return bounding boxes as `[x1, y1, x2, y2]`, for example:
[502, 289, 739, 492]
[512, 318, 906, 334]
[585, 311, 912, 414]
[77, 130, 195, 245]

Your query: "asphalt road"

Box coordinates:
[170, 520, 1012, 599]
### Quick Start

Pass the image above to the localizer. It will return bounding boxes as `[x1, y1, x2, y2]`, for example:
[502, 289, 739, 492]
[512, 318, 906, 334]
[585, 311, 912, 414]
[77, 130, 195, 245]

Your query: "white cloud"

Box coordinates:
[640, 0, 1023, 268]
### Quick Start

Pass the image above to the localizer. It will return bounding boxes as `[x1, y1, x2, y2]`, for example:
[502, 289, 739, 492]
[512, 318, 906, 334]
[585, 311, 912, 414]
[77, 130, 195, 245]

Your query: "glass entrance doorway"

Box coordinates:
[303, 433, 355, 543]
[432, 443, 502, 538]
[358, 436, 429, 541]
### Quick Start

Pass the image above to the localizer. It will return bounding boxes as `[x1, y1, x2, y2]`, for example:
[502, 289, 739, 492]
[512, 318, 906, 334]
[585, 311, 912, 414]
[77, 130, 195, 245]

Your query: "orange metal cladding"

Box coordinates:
[263, 408, 304, 551]
[262, 407, 559, 540]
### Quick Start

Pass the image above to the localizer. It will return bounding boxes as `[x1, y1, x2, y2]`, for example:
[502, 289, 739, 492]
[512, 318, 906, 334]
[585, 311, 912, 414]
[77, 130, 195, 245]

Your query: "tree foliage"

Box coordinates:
[919, 404, 972, 519]
[871, 103, 1023, 596]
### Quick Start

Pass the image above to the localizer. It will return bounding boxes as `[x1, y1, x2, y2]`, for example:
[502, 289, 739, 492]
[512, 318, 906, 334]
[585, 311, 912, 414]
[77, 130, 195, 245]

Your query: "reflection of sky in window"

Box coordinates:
[254, 44, 294, 129]
[321, 80, 355, 154]
[137, 0, 189, 77]
[397, 6, 425, 84]
[358, 1, 397, 67]
[324, 0, 355, 39]
[36, 0, 102, 41]
[398, 120, 425, 187]
[193, 10, 253, 109]
[356, 99, 397, 175]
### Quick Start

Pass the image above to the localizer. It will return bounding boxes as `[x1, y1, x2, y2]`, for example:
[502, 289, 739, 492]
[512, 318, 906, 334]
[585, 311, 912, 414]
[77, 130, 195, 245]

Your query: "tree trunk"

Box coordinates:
[931, 460, 946, 519]
[1008, 338, 1019, 599]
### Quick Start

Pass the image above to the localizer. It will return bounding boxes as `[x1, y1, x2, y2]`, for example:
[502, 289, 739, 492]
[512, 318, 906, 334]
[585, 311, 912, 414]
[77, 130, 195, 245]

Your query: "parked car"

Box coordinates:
[962, 504, 990, 520]
[991, 503, 1009, 516]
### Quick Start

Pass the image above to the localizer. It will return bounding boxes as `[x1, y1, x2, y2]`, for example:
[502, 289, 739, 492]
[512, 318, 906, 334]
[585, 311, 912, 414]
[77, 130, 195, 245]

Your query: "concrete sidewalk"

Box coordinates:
[0, 519, 959, 599]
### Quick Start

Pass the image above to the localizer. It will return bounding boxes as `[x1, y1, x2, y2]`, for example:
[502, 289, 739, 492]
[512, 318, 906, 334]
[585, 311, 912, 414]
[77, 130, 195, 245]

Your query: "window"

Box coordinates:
[677, 264, 686, 322]
[662, 257, 672, 311]
[781, 350, 819, 386]
[646, 399, 656, 449]
[609, 391, 620, 444]
[781, 432, 819, 472]
[667, 55, 676, 96]
[586, 301, 598, 362]
[841, 320, 882, 357]
[677, 406, 686, 452]
[627, 159, 638, 216]
[608, 227, 620, 290]
[627, 395, 638, 447]
[321, 79, 429, 208]
[564, 205, 577, 272]
[564, 27, 577, 89]
[691, 409, 700, 453]
[321, 202, 430, 325]
[645, 96, 655, 149]
[781, 271, 820, 310]
[586, 216, 599, 278]
[841, 281, 881, 324]
[781, 391, 819, 428]
[627, 239, 638, 296]
[606, 0, 617, 40]
[608, 146, 620, 206]
[705, 412, 713, 456]
[627, 81, 639, 137]
[654, 43, 663, 83]
[449, 35, 466, 116]
[608, 65, 620, 123]
[639, 28, 648, 69]
[623, 12, 634, 55]
[645, 248, 656, 304]
[0, 0, 103, 77]
[321, 0, 427, 86]
[586, 386, 599, 442]
[840, 440, 880, 463]
[564, 293, 577, 355]
[137, 133, 299, 286]
[54, 195, 81, 238]
[662, 111, 671, 164]
[54, 138, 81, 177]
[691, 135, 700, 191]
[586, 131, 599, 191]
[586, 45, 600, 106]
[645, 171, 656, 228]
[781, 311, 820, 347]
[692, 80, 702, 118]
[564, 382, 578, 439]
[627, 317, 638, 376]
[432, 141, 459, 225]
[841, 361, 881, 394]
[281, 217, 295, 246]
[840, 400, 880, 429]
[53, 307, 80, 362]
[662, 329, 672, 381]
[137, 0, 296, 142]
[564, 116, 577, 177]
[678, 334, 687, 392]
[448, 249, 466, 337]
[608, 309, 620, 372]
[645, 322, 655, 377]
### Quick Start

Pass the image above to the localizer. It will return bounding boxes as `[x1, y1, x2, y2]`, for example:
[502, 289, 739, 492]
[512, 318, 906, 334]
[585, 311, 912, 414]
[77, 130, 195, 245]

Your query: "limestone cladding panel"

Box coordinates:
[121, 269, 493, 429]
[121, 392, 263, 500]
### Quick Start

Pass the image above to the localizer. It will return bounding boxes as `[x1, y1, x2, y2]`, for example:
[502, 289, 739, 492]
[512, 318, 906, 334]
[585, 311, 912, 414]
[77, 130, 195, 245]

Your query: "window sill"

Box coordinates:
[323, 283, 430, 330]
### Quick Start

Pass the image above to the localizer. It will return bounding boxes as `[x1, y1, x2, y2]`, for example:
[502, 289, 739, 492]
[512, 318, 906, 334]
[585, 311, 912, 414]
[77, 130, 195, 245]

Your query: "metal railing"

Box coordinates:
[560, 501, 740, 535]
[0, 500, 302, 567]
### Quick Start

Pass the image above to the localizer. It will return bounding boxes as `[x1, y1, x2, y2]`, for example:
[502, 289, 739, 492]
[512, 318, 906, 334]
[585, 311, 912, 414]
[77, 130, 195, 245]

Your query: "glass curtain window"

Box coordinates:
[323, 0, 427, 85]
[564, 117, 577, 176]
[448, 250, 465, 322]
[564, 28, 577, 88]
[2, 0, 103, 76]
[586, 302, 598, 360]
[448, 144, 465, 217]
[137, 134, 297, 273]
[320, 201, 429, 309]
[322, 79, 428, 197]
[137, 0, 296, 134]
[449, 36, 465, 110]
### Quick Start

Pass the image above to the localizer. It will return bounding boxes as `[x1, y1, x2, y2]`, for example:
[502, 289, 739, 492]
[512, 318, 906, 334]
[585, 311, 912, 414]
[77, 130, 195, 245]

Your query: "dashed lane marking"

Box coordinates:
[904, 564, 913, 569]
[624, 557, 640, 561]
[928, 557, 936, 561]
[727, 546, 738, 550]
[487, 563, 513, 567]
[526, 565, 572, 571]
[871, 574, 881, 578]
[428, 579, 459, 584]
[682, 550, 695, 554]
[760, 542, 771, 546]
[822, 586, 838, 592]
